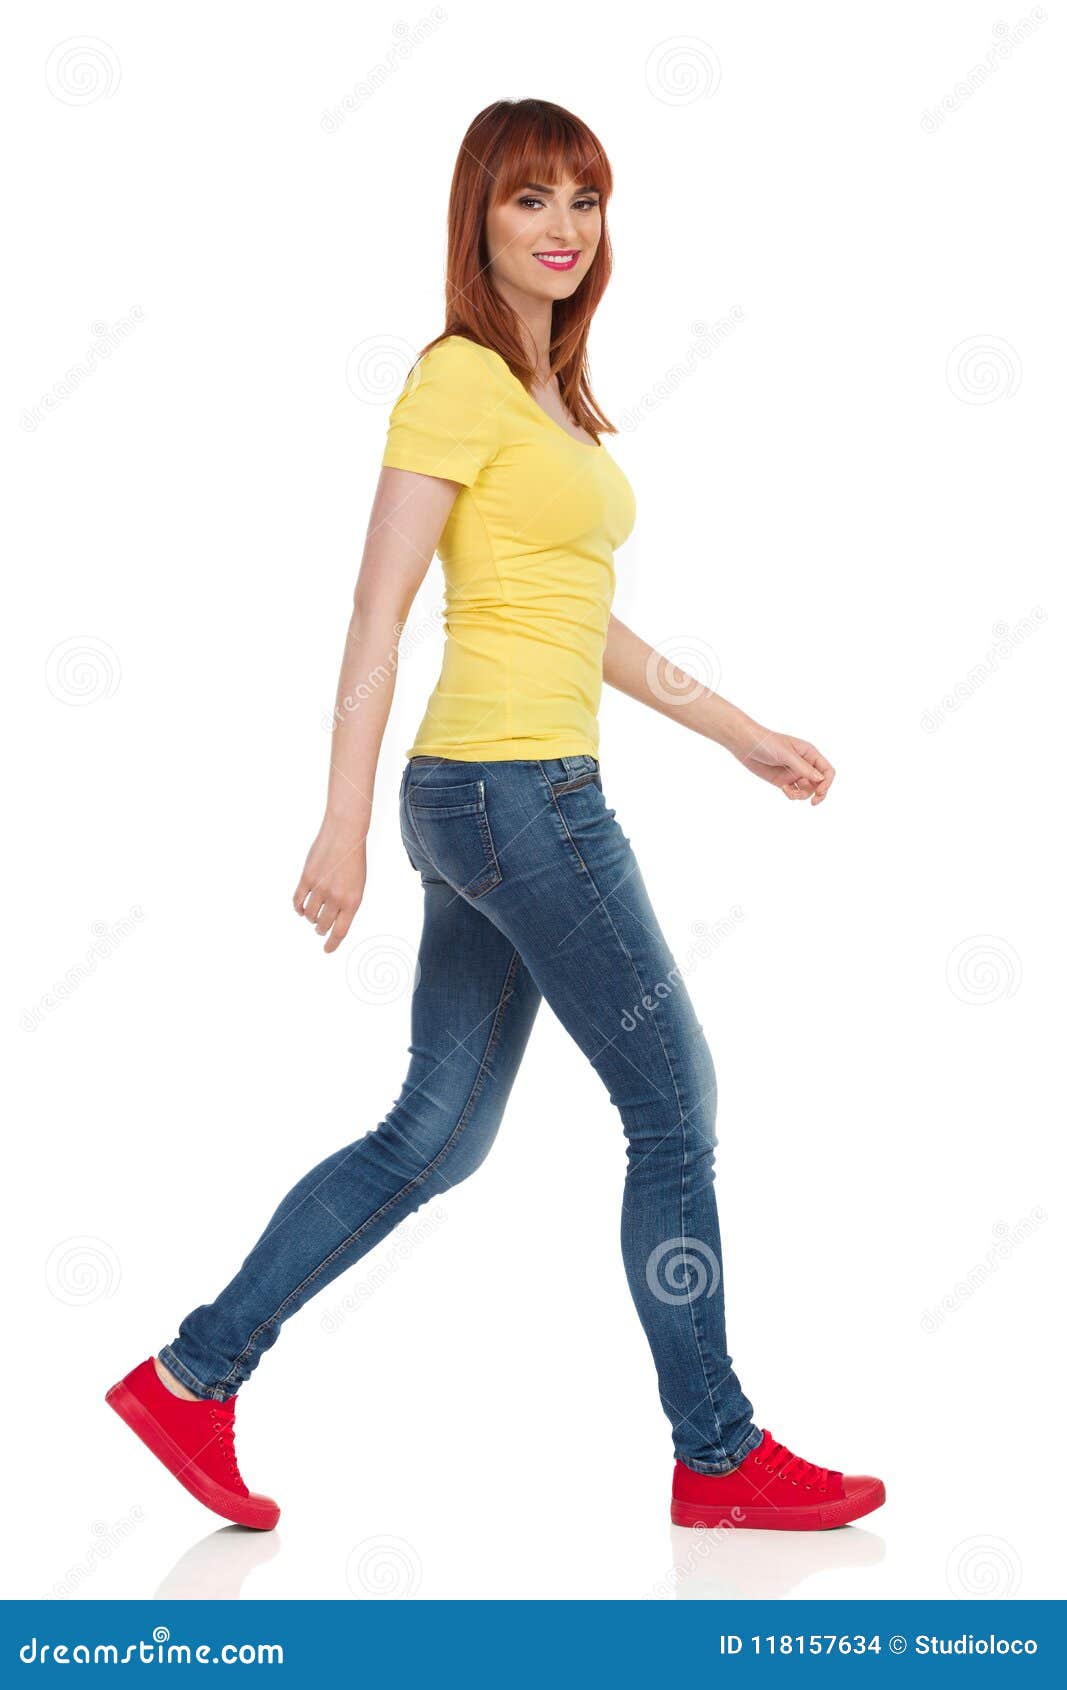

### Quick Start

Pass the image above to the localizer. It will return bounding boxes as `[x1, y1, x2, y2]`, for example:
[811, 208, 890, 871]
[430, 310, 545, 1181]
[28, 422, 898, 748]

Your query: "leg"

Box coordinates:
[158, 854, 542, 1400]
[403, 753, 760, 1473]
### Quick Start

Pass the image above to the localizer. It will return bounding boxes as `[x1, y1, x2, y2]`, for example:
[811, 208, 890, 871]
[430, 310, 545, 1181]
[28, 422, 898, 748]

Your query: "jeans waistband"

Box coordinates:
[407, 754, 599, 770]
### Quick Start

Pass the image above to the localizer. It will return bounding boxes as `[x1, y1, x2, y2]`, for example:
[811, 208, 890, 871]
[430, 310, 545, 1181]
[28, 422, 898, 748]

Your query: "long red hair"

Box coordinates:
[417, 98, 616, 440]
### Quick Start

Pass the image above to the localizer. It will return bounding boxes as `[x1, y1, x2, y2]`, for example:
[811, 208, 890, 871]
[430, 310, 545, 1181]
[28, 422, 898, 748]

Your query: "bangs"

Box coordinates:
[489, 110, 611, 204]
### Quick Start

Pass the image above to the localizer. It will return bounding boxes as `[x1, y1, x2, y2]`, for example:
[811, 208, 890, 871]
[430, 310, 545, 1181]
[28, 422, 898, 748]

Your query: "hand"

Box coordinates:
[292, 820, 367, 952]
[728, 719, 835, 805]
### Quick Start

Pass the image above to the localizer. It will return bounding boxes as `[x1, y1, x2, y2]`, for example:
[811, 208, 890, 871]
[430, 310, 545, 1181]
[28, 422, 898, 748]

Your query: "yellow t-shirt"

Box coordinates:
[381, 334, 636, 761]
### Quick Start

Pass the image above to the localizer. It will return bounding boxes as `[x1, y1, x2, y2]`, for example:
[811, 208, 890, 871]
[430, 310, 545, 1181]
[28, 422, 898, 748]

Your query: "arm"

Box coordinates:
[292, 466, 461, 952]
[603, 613, 835, 804]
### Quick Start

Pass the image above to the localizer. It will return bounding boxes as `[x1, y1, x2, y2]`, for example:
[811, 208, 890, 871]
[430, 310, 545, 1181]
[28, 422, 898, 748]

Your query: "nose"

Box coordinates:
[546, 209, 578, 246]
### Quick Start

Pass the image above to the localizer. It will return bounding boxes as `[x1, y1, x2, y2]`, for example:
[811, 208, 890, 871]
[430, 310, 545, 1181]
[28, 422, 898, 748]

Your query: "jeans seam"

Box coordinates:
[539, 761, 730, 1463]
[679, 1109, 728, 1464]
[213, 945, 525, 1392]
[537, 764, 596, 880]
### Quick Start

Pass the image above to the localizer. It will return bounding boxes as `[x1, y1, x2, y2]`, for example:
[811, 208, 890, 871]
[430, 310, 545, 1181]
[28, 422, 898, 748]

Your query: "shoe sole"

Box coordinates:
[671, 1479, 886, 1532]
[105, 1380, 279, 1530]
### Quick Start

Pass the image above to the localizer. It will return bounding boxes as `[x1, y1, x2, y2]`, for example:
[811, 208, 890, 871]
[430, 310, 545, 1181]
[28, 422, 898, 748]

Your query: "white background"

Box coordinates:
[3, 1, 1063, 1602]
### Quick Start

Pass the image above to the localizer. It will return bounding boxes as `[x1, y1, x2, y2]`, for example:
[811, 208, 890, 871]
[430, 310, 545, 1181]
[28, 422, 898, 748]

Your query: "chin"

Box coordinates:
[531, 271, 585, 297]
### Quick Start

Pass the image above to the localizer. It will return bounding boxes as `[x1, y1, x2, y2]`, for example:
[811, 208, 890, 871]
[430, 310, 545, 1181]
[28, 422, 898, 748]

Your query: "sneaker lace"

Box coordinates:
[208, 1402, 243, 1483]
[757, 1433, 836, 1492]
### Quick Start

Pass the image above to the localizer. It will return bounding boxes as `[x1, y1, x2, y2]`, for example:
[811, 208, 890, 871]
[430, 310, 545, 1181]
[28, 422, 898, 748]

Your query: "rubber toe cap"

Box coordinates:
[843, 1475, 886, 1508]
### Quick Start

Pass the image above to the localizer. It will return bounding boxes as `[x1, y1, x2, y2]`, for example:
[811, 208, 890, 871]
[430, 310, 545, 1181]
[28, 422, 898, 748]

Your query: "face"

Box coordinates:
[484, 172, 602, 307]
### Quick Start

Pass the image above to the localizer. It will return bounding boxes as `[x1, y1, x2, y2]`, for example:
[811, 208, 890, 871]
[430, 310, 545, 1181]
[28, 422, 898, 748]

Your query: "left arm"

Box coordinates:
[603, 614, 835, 805]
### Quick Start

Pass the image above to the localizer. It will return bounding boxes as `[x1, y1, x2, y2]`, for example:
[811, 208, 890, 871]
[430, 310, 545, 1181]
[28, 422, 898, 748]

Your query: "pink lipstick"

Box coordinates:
[533, 250, 580, 272]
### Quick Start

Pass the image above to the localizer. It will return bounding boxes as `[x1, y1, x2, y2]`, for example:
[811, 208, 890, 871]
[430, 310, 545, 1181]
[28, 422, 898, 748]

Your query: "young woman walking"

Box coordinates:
[106, 99, 885, 1537]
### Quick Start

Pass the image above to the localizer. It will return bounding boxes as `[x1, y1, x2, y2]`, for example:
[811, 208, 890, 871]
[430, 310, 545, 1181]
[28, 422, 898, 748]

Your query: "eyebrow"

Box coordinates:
[520, 181, 601, 196]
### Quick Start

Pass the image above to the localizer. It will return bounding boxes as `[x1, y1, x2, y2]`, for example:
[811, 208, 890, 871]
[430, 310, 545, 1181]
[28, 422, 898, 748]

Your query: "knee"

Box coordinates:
[369, 1090, 502, 1192]
[664, 1003, 717, 1136]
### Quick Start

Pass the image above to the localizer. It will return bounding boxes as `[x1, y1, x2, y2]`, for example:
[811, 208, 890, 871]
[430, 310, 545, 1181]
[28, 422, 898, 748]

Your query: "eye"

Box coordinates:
[517, 195, 600, 212]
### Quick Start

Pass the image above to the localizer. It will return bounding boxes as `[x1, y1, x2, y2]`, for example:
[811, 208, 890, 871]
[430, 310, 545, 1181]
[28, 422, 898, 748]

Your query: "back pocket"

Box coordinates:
[406, 778, 502, 899]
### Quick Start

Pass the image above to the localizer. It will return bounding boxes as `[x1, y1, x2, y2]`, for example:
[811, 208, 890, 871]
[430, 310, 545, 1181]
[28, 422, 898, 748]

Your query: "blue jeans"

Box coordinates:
[159, 754, 760, 1473]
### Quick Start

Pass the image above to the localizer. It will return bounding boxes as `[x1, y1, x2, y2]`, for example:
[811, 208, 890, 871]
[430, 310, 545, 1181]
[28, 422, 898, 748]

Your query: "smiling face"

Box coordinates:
[484, 172, 602, 310]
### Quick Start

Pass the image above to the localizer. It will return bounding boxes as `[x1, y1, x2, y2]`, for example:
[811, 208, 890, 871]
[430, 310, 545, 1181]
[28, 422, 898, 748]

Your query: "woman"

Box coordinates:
[107, 99, 885, 1537]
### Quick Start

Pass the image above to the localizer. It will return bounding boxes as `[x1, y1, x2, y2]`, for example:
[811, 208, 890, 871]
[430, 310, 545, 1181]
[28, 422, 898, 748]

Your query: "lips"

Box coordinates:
[533, 251, 580, 271]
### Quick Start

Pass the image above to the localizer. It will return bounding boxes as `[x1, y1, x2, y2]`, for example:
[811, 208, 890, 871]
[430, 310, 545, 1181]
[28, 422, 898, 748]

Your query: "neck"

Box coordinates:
[495, 282, 554, 379]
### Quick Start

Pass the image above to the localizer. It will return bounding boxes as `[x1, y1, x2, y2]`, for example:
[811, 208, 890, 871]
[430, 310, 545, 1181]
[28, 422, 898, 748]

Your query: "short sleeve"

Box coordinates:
[381, 337, 501, 488]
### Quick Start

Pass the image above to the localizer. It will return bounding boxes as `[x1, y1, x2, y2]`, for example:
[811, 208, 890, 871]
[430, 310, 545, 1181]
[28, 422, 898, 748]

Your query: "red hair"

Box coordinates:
[417, 98, 616, 440]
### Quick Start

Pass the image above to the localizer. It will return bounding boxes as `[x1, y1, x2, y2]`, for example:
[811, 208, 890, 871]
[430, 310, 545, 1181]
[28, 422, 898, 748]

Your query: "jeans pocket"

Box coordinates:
[406, 778, 503, 899]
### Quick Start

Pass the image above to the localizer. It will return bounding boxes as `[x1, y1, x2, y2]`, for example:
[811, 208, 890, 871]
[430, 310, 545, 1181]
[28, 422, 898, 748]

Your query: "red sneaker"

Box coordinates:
[106, 1358, 280, 1531]
[671, 1429, 885, 1531]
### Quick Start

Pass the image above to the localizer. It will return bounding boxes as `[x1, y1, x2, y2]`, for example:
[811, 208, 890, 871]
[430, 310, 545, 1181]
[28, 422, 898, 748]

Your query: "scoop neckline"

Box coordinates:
[455, 336, 603, 452]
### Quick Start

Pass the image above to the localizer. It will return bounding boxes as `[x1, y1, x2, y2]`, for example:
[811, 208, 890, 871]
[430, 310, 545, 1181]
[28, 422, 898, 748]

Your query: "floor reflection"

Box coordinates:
[659, 1522, 885, 1599]
[154, 1525, 282, 1600]
[150, 1515, 884, 1600]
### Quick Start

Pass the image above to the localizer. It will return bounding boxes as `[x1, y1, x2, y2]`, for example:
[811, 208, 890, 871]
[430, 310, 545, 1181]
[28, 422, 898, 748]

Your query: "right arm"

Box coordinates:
[292, 466, 460, 953]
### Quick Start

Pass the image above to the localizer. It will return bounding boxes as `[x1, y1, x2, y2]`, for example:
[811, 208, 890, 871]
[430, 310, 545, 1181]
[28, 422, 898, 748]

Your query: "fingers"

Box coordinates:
[783, 773, 821, 799]
[784, 742, 836, 805]
[315, 898, 340, 935]
[293, 877, 360, 950]
[802, 748, 835, 805]
[323, 907, 357, 954]
[784, 746, 825, 789]
[293, 882, 325, 922]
